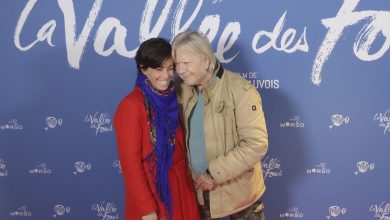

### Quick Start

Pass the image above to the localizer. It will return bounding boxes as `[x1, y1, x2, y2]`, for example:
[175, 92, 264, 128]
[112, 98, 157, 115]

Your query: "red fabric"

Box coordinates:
[114, 87, 200, 220]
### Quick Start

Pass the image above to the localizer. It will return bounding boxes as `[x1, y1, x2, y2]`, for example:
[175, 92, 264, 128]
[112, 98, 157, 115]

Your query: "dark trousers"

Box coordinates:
[199, 191, 265, 220]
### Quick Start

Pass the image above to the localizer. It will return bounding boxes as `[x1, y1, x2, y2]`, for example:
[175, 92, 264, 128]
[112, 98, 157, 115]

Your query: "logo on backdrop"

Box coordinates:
[92, 201, 119, 220]
[239, 72, 280, 90]
[45, 116, 63, 131]
[280, 207, 304, 218]
[29, 163, 52, 175]
[369, 201, 390, 219]
[326, 206, 347, 219]
[262, 156, 283, 179]
[280, 116, 305, 128]
[0, 119, 23, 130]
[10, 206, 32, 217]
[329, 114, 350, 129]
[113, 160, 122, 173]
[73, 161, 92, 175]
[0, 159, 8, 177]
[374, 109, 390, 134]
[306, 162, 331, 175]
[85, 112, 112, 135]
[354, 161, 375, 175]
[53, 205, 71, 218]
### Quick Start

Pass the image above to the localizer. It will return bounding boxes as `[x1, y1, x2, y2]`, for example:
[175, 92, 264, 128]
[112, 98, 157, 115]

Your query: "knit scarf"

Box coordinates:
[136, 73, 178, 219]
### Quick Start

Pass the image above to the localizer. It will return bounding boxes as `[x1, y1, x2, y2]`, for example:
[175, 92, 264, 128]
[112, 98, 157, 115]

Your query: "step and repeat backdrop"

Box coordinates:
[1, 0, 389, 219]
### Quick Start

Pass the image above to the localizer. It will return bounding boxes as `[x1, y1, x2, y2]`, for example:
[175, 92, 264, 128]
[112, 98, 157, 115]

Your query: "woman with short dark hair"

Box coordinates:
[114, 37, 200, 220]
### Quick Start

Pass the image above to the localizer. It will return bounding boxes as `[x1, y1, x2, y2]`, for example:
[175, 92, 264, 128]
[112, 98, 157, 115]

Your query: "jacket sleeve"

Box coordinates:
[208, 87, 269, 184]
[113, 97, 157, 215]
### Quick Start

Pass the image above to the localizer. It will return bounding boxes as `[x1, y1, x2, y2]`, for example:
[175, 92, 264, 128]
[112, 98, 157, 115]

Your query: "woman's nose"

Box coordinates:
[162, 68, 173, 79]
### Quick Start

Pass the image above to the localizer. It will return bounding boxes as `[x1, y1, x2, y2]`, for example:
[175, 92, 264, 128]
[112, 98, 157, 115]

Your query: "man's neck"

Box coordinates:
[196, 71, 213, 91]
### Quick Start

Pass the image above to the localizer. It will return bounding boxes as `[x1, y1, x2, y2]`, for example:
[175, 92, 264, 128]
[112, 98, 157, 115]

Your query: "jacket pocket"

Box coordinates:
[215, 101, 234, 135]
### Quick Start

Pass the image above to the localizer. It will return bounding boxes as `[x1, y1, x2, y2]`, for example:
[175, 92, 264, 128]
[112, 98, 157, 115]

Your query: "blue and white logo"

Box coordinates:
[0, 159, 8, 177]
[370, 201, 390, 219]
[45, 116, 63, 131]
[113, 160, 122, 173]
[53, 204, 71, 218]
[280, 207, 304, 218]
[262, 156, 283, 179]
[329, 114, 349, 129]
[92, 201, 119, 220]
[280, 116, 304, 128]
[374, 109, 390, 134]
[1, 119, 23, 130]
[326, 206, 347, 219]
[85, 112, 112, 135]
[354, 161, 375, 175]
[10, 206, 32, 217]
[29, 163, 52, 175]
[306, 162, 331, 175]
[73, 161, 92, 175]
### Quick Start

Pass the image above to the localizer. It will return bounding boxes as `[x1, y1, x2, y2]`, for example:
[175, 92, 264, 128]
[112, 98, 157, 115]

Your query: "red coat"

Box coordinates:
[114, 87, 200, 220]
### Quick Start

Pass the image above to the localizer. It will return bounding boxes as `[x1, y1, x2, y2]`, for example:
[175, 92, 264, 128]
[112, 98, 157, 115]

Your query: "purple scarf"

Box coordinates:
[136, 73, 178, 219]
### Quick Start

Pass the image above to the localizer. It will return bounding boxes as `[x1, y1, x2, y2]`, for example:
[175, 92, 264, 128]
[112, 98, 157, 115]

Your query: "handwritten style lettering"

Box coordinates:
[14, 0, 390, 86]
[312, 0, 390, 85]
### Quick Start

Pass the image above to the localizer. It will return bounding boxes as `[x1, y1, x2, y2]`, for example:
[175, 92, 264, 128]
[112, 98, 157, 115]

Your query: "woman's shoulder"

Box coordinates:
[114, 88, 145, 115]
[118, 87, 144, 106]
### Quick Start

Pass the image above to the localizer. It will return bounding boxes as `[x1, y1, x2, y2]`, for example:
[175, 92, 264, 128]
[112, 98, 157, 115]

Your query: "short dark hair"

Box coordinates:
[135, 37, 172, 72]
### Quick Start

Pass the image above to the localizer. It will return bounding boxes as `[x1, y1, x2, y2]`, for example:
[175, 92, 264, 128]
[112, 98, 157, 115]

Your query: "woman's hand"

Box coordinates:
[142, 211, 158, 220]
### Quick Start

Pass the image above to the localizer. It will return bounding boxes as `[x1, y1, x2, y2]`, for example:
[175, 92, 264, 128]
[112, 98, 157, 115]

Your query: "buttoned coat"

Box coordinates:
[176, 64, 269, 218]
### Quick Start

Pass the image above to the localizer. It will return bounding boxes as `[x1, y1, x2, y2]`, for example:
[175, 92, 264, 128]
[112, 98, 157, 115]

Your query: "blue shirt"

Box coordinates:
[188, 91, 208, 176]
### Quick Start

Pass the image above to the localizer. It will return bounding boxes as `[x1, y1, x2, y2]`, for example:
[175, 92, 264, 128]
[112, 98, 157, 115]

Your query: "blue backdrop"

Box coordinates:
[1, 0, 389, 219]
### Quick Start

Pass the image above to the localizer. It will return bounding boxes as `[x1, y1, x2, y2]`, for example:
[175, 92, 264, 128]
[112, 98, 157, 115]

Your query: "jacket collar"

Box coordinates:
[202, 61, 224, 103]
[215, 61, 224, 79]
[185, 60, 224, 105]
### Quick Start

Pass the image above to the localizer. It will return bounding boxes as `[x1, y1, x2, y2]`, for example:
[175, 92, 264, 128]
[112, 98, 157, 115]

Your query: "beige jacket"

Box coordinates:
[176, 64, 269, 218]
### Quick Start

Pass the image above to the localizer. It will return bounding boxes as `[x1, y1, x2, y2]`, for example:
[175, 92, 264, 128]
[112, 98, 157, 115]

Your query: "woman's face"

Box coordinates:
[174, 49, 210, 87]
[142, 58, 174, 91]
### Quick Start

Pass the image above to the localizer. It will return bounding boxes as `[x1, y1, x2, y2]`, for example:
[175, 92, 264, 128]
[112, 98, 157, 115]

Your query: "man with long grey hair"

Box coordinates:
[172, 30, 269, 219]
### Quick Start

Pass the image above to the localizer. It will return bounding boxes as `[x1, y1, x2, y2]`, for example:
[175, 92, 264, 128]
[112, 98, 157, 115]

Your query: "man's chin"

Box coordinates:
[183, 79, 196, 86]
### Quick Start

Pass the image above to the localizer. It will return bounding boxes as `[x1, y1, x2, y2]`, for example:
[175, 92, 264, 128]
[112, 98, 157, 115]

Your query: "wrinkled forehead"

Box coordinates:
[173, 47, 202, 61]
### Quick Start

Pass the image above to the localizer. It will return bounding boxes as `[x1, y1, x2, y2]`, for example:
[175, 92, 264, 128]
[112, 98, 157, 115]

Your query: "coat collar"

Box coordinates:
[201, 61, 224, 104]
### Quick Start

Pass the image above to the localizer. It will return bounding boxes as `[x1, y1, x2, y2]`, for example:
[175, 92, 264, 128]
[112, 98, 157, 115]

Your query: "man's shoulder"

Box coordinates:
[224, 69, 253, 92]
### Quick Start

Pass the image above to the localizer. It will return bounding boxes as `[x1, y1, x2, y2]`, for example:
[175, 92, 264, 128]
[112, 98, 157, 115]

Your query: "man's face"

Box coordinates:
[174, 49, 209, 86]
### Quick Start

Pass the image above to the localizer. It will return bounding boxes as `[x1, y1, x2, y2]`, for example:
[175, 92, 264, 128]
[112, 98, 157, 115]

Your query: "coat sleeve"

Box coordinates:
[208, 87, 269, 184]
[113, 97, 157, 215]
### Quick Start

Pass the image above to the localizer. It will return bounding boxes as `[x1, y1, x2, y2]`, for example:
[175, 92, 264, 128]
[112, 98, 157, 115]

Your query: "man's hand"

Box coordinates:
[196, 172, 215, 191]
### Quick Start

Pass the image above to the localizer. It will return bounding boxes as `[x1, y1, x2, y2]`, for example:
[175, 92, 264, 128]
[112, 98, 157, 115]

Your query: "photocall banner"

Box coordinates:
[0, 0, 389, 219]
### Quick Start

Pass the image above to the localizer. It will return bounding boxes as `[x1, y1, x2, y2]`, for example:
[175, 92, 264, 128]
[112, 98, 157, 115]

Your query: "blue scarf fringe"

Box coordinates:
[136, 73, 178, 219]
